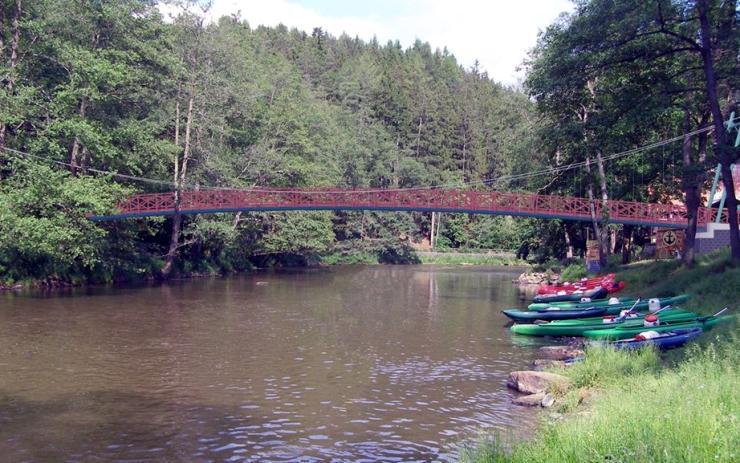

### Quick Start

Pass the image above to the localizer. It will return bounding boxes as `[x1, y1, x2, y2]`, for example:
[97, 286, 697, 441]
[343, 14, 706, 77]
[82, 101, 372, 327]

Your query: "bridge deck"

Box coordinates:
[89, 189, 726, 228]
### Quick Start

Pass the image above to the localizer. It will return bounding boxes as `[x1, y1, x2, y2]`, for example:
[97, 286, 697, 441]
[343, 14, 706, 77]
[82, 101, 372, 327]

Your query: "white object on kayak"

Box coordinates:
[648, 298, 661, 312]
[635, 330, 660, 340]
[643, 314, 660, 327]
[619, 310, 638, 318]
[557, 290, 566, 295]
[580, 297, 592, 303]
[608, 297, 620, 305]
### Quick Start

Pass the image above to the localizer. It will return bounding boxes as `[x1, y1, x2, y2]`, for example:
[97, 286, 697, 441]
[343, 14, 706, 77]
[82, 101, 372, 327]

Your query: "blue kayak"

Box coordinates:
[601, 328, 703, 350]
[503, 307, 606, 322]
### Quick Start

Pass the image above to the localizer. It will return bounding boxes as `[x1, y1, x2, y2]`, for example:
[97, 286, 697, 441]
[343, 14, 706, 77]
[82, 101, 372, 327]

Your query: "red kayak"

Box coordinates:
[537, 274, 624, 295]
[605, 280, 626, 294]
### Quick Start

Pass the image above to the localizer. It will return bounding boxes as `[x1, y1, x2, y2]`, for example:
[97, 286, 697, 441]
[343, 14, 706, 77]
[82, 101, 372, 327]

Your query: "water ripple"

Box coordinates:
[0, 266, 538, 461]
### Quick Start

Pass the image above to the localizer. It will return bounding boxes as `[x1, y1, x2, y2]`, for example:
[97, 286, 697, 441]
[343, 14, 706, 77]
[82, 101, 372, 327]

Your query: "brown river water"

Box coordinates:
[0, 265, 545, 462]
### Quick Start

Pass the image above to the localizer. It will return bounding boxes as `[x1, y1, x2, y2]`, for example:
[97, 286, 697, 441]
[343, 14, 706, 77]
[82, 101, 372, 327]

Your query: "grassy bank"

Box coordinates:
[462, 249, 739, 463]
[418, 253, 525, 266]
[320, 247, 527, 266]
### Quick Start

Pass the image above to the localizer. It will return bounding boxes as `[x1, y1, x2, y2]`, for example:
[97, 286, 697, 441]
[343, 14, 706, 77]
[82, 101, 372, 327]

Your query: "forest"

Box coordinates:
[0, 0, 737, 285]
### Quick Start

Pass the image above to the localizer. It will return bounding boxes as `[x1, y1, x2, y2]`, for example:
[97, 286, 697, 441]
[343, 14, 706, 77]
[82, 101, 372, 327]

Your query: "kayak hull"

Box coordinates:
[537, 273, 615, 294]
[527, 295, 689, 311]
[503, 307, 606, 322]
[510, 310, 699, 337]
[603, 328, 703, 350]
[531, 287, 608, 304]
[583, 315, 734, 340]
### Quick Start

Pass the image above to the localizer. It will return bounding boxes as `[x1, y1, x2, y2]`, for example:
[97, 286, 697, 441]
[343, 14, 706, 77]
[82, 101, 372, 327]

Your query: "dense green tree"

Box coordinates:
[20, 1, 738, 283]
[525, 0, 738, 264]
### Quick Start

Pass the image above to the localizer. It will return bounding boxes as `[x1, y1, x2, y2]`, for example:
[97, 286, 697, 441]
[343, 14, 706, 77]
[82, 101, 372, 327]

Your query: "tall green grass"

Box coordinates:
[617, 249, 739, 314]
[562, 345, 660, 389]
[461, 340, 739, 463]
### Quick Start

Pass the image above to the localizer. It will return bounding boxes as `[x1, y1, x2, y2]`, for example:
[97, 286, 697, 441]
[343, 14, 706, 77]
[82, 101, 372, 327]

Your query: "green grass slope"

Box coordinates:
[461, 249, 739, 463]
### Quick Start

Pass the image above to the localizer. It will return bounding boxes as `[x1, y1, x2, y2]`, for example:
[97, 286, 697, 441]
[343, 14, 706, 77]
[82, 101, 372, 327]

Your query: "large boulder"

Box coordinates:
[516, 272, 556, 285]
[507, 370, 570, 394]
[537, 346, 584, 361]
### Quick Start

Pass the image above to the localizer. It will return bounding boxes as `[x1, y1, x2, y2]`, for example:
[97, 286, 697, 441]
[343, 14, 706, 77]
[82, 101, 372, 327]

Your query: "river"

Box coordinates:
[0, 265, 542, 462]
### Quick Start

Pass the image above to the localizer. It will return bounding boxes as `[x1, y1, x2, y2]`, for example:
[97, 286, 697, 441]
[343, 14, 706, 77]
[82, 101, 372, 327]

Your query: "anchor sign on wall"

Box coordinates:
[655, 229, 684, 259]
[662, 230, 678, 247]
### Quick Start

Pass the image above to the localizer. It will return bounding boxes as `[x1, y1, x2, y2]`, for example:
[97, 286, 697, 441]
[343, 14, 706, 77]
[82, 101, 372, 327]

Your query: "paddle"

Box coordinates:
[611, 300, 675, 326]
[613, 298, 642, 322]
[652, 304, 672, 314]
[696, 307, 729, 322]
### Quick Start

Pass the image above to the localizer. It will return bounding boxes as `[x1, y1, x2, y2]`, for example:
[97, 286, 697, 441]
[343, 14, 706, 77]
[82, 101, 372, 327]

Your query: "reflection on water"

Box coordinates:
[0, 265, 538, 462]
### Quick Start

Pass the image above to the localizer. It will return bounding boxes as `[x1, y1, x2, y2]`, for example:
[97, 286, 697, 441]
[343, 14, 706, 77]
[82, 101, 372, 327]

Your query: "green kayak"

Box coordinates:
[511, 310, 699, 337]
[583, 315, 734, 340]
[526, 295, 689, 311]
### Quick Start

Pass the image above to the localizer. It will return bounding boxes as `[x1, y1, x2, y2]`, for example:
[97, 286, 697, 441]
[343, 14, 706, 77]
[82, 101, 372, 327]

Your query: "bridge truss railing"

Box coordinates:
[106, 188, 726, 228]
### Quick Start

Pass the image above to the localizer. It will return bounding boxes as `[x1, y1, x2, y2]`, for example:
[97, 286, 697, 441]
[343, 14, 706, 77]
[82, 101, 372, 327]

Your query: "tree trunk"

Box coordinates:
[621, 225, 633, 265]
[174, 82, 182, 147]
[610, 227, 617, 254]
[563, 224, 574, 259]
[461, 139, 467, 179]
[585, 156, 607, 267]
[0, 2, 6, 151]
[161, 213, 183, 278]
[161, 89, 195, 278]
[435, 212, 442, 246]
[0, 2, 5, 57]
[697, 0, 740, 261]
[0, 0, 21, 151]
[430, 212, 436, 249]
[595, 150, 610, 263]
[68, 97, 87, 172]
[360, 211, 366, 240]
[683, 184, 700, 266]
[415, 114, 423, 157]
[79, 145, 90, 172]
[68, 97, 87, 175]
[681, 112, 708, 266]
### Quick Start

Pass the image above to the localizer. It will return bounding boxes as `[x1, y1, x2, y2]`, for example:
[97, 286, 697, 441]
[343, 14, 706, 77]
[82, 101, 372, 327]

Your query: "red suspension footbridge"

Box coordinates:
[89, 188, 727, 228]
[3, 121, 734, 229]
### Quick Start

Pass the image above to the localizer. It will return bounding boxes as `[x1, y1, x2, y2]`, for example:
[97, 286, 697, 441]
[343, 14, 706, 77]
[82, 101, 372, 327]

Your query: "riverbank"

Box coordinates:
[416, 251, 524, 266]
[462, 249, 739, 463]
[1, 248, 525, 292]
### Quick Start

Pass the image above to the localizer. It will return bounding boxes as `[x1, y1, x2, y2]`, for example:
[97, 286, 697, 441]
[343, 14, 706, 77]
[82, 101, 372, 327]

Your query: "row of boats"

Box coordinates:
[532, 273, 625, 304]
[507, 277, 733, 349]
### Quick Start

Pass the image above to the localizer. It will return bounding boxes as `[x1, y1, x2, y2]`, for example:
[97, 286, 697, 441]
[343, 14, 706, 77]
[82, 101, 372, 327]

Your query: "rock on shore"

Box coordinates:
[507, 371, 570, 394]
[537, 346, 585, 361]
[512, 391, 546, 406]
[515, 272, 559, 285]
